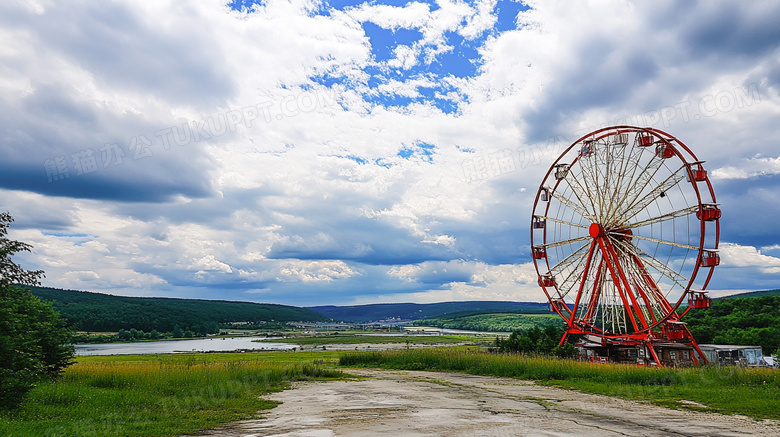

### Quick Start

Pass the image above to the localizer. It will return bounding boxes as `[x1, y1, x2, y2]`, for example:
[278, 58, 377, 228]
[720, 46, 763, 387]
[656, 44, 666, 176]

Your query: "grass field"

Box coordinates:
[6, 346, 779, 436]
[255, 333, 490, 346]
[339, 348, 780, 421]
[414, 312, 562, 332]
[0, 352, 344, 437]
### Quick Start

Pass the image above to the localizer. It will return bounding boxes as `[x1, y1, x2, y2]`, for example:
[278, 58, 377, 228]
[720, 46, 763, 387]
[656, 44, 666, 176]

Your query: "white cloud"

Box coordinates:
[387, 45, 419, 70]
[279, 260, 355, 282]
[191, 255, 233, 274]
[346, 2, 432, 32]
[719, 242, 780, 274]
[2, 0, 780, 305]
[712, 156, 780, 180]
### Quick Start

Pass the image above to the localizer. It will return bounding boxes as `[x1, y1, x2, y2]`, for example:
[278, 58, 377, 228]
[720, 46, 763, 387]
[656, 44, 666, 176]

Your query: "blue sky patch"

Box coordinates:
[43, 232, 90, 238]
[495, 0, 526, 32]
[342, 155, 368, 164]
[427, 32, 482, 78]
[362, 22, 423, 62]
[303, 0, 530, 113]
[374, 158, 393, 168]
[398, 141, 436, 162]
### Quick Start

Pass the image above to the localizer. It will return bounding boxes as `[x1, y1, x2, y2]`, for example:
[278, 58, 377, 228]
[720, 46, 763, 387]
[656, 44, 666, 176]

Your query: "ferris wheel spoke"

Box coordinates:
[577, 254, 604, 323]
[544, 216, 589, 230]
[581, 157, 607, 220]
[624, 205, 699, 229]
[548, 189, 596, 222]
[555, 245, 594, 300]
[578, 256, 605, 323]
[612, 243, 670, 319]
[539, 234, 590, 249]
[617, 165, 687, 224]
[549, 240, 591, 275]
[612, 241, 680, 316]
[563, 169, 599, 219]
[626, 233, 699, 251]
[606, 144, 647, 223]
[617, 153, 666, 214]
[603, 143, 633, 223]
[615, 240, 689, 291]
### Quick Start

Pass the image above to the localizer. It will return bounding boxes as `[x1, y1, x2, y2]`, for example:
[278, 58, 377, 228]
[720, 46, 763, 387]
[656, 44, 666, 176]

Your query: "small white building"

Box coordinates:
[698, 344, 765, 366]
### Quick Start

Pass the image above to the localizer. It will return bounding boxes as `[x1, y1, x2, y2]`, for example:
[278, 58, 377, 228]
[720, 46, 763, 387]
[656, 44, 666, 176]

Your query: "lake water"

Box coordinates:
[75, 329, 508, 356]
[74, 337, 298, 356]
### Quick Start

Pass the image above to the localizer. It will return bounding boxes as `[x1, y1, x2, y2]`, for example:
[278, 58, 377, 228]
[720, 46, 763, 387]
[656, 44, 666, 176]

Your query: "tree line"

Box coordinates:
[413, 311, 563, 332]
[685, 295, 780, 355]
[495, 325, 578, 358]
[30, 286, 328, 334]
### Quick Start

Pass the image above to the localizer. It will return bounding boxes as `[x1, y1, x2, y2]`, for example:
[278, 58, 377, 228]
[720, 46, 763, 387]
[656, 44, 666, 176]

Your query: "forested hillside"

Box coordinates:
[29, 286, 328, 334]
[307, 301, 550, 322]
[685, 295, 780, 354]
[718, 289, 780, 299]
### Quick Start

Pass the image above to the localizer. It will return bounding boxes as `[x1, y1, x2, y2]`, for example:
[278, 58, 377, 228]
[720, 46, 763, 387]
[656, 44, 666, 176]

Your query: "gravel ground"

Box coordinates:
[191, 368, 780, 437]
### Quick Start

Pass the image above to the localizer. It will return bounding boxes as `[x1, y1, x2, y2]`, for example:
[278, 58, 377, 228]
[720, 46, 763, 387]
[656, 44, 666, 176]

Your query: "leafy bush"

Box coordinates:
[685, 296, 780, 354]
[497, 325, 567, 355]
[0, 213, 74, 409]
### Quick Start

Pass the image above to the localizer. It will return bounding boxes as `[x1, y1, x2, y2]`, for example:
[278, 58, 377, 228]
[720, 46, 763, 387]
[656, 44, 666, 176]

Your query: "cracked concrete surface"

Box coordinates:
[190, 369, 780, 436]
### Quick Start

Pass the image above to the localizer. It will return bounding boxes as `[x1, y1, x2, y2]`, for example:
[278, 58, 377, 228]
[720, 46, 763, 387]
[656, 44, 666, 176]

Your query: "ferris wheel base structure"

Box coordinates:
[531, 126, 720, 367]
[562, 322, 707, 367]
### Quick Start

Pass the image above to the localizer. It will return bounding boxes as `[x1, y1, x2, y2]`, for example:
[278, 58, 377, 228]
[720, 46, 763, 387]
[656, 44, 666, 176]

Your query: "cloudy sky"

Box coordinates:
[2, 0, 779, 306]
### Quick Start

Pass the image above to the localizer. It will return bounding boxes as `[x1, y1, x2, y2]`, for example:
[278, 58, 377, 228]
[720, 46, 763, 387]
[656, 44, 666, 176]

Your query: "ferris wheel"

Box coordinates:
[531, 126, 720, 364]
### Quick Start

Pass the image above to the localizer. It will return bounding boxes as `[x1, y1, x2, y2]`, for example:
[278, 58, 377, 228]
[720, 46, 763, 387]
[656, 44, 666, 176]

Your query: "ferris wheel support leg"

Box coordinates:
[689, 347, 701, 366]
[595, 235, 642, 332]
[559, 330, 569, 346]
[568, 239, 598, 328]
[646, 342, 663, 368]
[683, 324, 708, 365]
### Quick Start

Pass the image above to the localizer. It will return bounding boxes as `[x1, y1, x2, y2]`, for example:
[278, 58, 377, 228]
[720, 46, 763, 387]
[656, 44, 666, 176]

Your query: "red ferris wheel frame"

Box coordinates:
[530, 126, 720, 365]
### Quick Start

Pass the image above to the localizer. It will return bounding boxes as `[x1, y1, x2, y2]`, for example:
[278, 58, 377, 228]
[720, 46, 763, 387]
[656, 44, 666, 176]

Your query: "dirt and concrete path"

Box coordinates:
[192, 368, 780, 436]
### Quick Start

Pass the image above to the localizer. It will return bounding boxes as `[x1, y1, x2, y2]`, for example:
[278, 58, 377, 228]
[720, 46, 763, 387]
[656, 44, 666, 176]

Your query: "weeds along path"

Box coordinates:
[192, 368, 780, 436]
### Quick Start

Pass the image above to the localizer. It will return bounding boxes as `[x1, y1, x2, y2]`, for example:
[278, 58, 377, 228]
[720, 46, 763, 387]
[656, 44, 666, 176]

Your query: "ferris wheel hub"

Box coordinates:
[588, 223, 602, 238]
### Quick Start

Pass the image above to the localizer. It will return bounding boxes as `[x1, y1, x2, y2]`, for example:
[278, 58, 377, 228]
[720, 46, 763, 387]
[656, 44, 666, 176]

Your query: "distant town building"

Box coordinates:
[698, 344, 765, 366]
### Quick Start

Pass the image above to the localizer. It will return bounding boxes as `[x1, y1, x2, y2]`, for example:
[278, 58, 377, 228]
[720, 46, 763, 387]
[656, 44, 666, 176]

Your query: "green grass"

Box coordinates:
[8, 346, 777, 435]
[256, 334, 488, 346]
[0, 352, 344, 437]
[414, 312, 561, 332]
[339, 348, 780, 420]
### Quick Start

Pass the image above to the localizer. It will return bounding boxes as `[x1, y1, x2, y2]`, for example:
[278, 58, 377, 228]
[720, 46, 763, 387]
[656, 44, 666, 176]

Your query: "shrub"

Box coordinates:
[0, 213, 74, 409]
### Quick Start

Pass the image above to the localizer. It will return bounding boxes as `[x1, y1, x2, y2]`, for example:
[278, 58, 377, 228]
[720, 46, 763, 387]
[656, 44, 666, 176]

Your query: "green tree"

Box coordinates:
[552, 342, 578, 359]
[0, 212, 74, 409]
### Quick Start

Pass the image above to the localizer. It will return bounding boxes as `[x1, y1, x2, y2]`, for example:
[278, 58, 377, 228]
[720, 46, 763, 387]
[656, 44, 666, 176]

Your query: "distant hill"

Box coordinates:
[28, 286, 328, 333]
[718, 289, 780, 299]
[306, 301, 551, 322]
